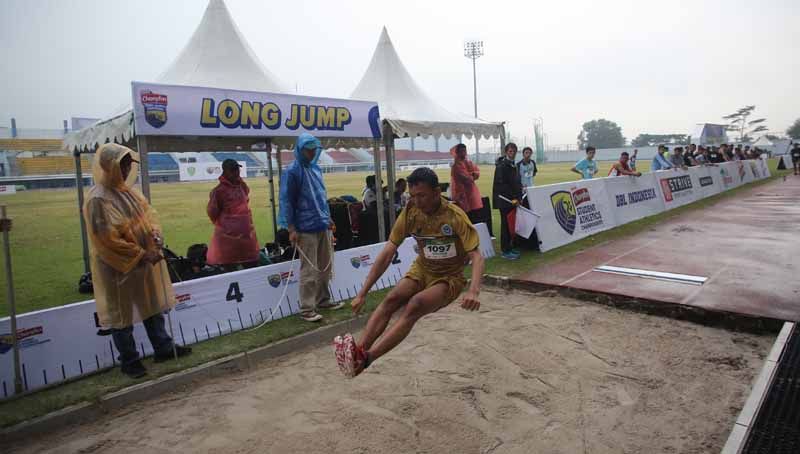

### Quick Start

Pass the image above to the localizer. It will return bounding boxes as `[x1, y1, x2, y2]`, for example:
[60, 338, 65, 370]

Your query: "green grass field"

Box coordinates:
[4, 159, 645, 316]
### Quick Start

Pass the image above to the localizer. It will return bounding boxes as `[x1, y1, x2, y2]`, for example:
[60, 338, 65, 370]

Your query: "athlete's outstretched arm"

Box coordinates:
[351, 241, 399, 313]
[460, 249, 484, 311]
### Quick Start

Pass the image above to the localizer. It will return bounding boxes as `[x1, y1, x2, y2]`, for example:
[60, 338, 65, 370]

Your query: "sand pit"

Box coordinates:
[9, 289, 772, 454]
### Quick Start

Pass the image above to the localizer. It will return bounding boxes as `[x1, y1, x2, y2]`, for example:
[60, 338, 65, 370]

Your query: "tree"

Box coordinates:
[764, 134, 785, 142]
[631, 134, 690, 147]
[577, 119, 625, 149]
[723, 105, 768, 143]
[787, 118, 800, 140]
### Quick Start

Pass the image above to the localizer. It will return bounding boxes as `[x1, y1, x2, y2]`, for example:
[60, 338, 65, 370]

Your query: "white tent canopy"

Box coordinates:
[350, 27, 504, 141]
[65, 0, 288, 151]
[752, 136, 773, 147]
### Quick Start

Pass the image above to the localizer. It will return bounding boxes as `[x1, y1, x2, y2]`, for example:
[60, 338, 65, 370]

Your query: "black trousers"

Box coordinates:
[499, 208, 514, 253]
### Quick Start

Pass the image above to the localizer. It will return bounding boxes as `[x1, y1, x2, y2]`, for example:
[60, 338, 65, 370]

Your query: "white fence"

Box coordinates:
[528, 159, 770, 252]
[0, 224, 495, 399]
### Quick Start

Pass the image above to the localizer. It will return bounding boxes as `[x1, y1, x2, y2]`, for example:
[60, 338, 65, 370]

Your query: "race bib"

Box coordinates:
[422, 239, 456, 260]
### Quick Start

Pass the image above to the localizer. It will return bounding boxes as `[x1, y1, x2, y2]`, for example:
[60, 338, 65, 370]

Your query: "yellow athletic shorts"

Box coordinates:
[404, 261, 466, 304]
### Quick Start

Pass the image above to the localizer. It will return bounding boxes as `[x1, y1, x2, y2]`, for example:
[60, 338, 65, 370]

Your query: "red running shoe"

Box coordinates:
[333, 334, 368, 378]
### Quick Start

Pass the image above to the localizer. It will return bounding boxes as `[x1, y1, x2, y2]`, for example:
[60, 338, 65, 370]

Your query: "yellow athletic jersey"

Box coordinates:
[389, 197, 480, 277]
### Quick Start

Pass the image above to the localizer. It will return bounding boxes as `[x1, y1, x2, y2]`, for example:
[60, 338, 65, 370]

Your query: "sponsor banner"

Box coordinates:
[655, 169, 699, 209]
[529, 178, 616, 252]
[759, 158, 771, 179]
[178, 161, 247, 182]
[0, 185, 16, 195]
[716, 161, 740, 191]
[603, 173, 665, 225]
[0, 224, 494, 398]
[132, 81, 381, 139]
[689, 165, 723, 199]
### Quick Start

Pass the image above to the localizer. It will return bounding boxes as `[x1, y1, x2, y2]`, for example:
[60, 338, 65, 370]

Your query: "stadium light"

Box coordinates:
[464, 40, 484, 162]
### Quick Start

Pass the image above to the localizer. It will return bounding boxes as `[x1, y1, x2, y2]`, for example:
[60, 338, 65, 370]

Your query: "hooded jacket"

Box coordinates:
[206, 174, 259, 265]
[450, 146, 483, 213]
[492, 155, 522, 212]
[83, 143, 175, 329]
[279, 133, 330, 233]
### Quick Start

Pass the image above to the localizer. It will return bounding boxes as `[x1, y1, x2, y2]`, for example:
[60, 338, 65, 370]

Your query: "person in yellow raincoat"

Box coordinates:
[84, 143, 190, 378]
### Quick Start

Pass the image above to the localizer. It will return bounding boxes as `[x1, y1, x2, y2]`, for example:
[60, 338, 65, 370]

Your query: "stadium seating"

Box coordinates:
[325, 149, 361, 164]
[212, 152, 260, 168]
[16, 156, 92, 175]
[148, 153, 178, 171]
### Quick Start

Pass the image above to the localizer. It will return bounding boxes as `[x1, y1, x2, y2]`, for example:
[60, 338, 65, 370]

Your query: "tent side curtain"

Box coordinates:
[64, 111, 134, 152]
[385, 119, 505, 141]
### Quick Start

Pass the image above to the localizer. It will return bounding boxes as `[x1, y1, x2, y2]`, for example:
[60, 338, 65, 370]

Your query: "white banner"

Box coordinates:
[689, 165, 723, 199]
[529, 178, 617, 252]
[178, 161, 247, 182]
[0, 223, 494, 398]
[604, 173, 665, 225]
[654, 169, 700, 210]
[0, 185, 16, 195]
[132, 81, 381, 139]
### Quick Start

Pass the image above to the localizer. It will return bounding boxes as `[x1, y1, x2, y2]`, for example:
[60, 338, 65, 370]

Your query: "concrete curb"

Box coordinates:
[1, 314, 369, 442]
[493, 275, 783, 334]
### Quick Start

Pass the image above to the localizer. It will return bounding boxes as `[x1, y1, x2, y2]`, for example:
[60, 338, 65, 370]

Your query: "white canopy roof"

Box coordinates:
[752, 136, 773, 147]
[65, 0, 287, 151]
[350, 27, 504, 141]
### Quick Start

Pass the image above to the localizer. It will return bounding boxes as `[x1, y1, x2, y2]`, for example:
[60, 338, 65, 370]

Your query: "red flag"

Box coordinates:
[506, 208, 517, 237]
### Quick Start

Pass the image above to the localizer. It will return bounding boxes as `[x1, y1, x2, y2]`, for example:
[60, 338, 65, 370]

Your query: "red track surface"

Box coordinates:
[518, 176, 800, 321]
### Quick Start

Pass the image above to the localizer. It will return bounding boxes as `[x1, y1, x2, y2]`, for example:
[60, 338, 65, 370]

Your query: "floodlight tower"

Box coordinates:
[464, 40, 484, 162]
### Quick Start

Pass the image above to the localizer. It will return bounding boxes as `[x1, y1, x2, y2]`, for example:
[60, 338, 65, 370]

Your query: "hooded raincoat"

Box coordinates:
[84, 144, 175, 329]
[450, 146, 483, 213]
[206, 175, 259, 265]
[279, 133, 330, 233]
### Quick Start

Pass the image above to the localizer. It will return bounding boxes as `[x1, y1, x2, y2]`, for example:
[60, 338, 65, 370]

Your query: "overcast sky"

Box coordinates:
[1, 0, 798, 146]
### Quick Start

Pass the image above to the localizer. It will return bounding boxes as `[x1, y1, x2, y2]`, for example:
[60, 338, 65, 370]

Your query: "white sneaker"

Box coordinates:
[300, 311, 323, 322]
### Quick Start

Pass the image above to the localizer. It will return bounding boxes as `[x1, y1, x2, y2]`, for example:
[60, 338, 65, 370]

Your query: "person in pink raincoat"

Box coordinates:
[207, 159, 259, 268]
[449, 143, 484, 223]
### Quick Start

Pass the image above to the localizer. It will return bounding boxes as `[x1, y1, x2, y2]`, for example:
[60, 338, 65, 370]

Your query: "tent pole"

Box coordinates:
[73, 150, 90, 274]
[265, 138, 278, 243]
[1, 206, 23, 394]
[372, 138, 386, 242]
[137, 136, 152, 202]
[383, 124, 397, 229]
[275, 144, 283, 184]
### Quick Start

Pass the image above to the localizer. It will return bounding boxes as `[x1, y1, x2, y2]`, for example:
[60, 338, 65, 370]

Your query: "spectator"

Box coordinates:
[518, 146, 538, 187]
[206, 159, 260, 270]
[694, 146, 709, 165]
[721, 144, 734, 161]
[571, 146, 599, 180]
[791, 143, 800, 175]
[608, 152, 642, 176]
[651, 145, 673, 171]
[279, 133, 344, 322]
[734, 146, 746, 161]
[670, 147, 689, 170]
[707, 146, 726, 163]
[492, 142, 522, 260]
[629, 148, 639, 171]
[362, 175, 377, 210]
[394, 178, 410, 209]
[681, 147, 698, 167]
[450, 143, 484, 223]
[84, 144, 191, 378]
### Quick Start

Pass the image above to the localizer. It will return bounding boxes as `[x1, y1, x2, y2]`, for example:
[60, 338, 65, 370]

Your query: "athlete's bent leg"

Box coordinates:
[357, 278, 420, 351]
[366, 282, 450, 363]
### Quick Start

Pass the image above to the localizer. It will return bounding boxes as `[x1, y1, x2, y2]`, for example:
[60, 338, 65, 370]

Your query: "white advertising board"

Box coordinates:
[603, 173, 666, 225]
[178, 161, 247, 182]
[528, 178, 617, 252]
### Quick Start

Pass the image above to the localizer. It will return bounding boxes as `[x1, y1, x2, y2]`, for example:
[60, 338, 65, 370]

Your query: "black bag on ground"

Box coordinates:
[78, 272, 93, 294]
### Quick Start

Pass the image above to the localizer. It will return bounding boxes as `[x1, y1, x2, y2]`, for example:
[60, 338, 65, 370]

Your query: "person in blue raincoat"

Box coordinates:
[279, 133, 344, 322]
